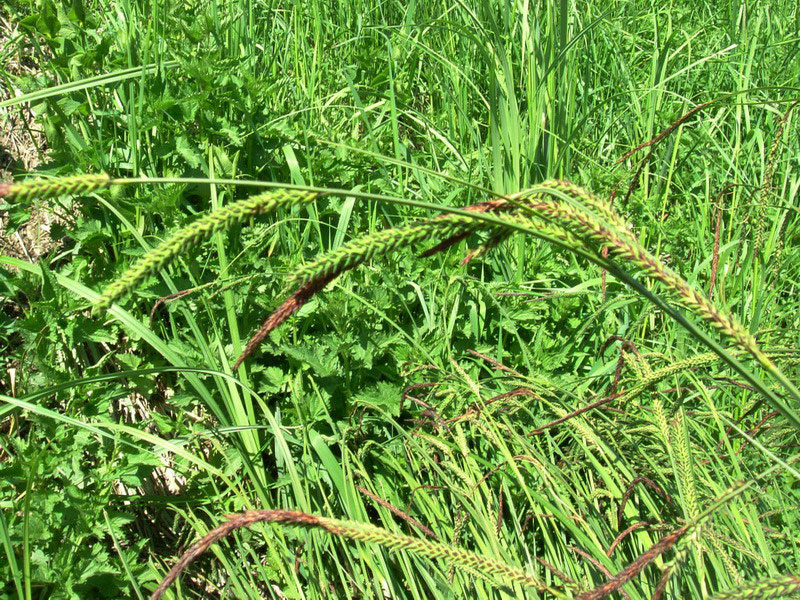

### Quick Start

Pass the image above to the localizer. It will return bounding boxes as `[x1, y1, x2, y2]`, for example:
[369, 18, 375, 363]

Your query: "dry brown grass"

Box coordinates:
[0, 11, 56, 263]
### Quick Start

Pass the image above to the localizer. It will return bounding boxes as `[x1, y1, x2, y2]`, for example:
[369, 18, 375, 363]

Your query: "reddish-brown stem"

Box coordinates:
[709, 199, 723, 299]
[495, 488, 504, 535]
[149, 288, 196, 327]
[617, 477, 674, 525]
[234, 271, 339, 369]
[534, 556, 581, 590]
[356, 485, 437, 539]
[616, 101, 714, 164]
[576, 527, 688, 600]
[528, 392, 624, 436]
[650, 565, 674, 600]
[569, 545, 632, 600]
[607, 521, 650, 557]
[448, 386, 537, 423]
[467, 348, 525, 377]
[149, 510, 324, 600]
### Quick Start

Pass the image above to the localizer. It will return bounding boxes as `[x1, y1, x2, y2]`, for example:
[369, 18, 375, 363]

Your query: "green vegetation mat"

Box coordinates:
[1, 1, 799, 598]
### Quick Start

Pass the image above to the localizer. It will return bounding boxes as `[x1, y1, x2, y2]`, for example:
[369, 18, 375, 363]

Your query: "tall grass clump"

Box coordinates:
[2, 1, 799, 599]
[89, 175, 800, 427]
[12, 165, 797, 597]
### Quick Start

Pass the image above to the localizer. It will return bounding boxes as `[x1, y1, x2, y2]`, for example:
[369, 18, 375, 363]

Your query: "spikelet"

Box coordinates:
[460, 232, 507, 264]
[0, 173, 112, 202]
[670, 409, 699, 521]
[652, 397, 671, 450]
[704, 531, 744, 586]
[233, 271, 339, 370]
[531, 179, 631, 237]
[95, 189, 317, 310]
[448, 510, 469, 583]
[286, 216, 481, 288]
[321, 516, 546, 588]
[709, 574, 800, 600]
[523, 189, 764, 365]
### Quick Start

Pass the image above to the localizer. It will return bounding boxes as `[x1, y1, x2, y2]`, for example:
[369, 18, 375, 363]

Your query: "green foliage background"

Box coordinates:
[1, 0, 799, 598]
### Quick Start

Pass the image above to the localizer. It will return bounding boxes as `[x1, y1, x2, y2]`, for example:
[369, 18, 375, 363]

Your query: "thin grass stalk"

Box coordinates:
[617, 477, 673, 526]
[650, 565, 675, 600]
[709, 192, 725, 298]
[616, 101, 716, 164]
[704, 531, 744, 585]
[753, 101, 798, 260]
[607, 522, 649, 557]
[569, 545, 633, 600]
[601, 186, 623, 301]
[534, 557, 581, 592]
[356, 485, 437, 539]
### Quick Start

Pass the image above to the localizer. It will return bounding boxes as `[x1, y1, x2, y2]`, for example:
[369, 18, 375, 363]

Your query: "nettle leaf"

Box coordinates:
[280, 344, 341, 378]
[215, 116, 244, 146]
[67, 315, 117, 344]
[350, 338, 375, 370]
[165, 338, 205, 363]
[118, 452, 163, 487]
[357, 381, 402, 417]
[166, 391, 198, 408]
[175, 135, 203, 169]
[37, 0, 61, 40]
[258, 365, 289, 393]
[149, 411, 177, 435]
[80, 560, 117, 585]
[70, 218, 112, 253]
[29, 548, 52, 573]
[114, 353, 159, 396]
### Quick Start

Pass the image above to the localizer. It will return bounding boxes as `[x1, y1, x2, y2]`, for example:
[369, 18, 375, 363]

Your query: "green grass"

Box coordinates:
[1, 1, 799, 599]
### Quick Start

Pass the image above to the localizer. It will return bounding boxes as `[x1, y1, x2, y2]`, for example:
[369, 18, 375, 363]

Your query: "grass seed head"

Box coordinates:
[0, 173, 112, 202]
[95, 188, 318, 311]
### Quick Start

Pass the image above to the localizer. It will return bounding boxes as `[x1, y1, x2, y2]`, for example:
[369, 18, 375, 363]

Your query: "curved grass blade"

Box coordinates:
[0, 62, 178, 109]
